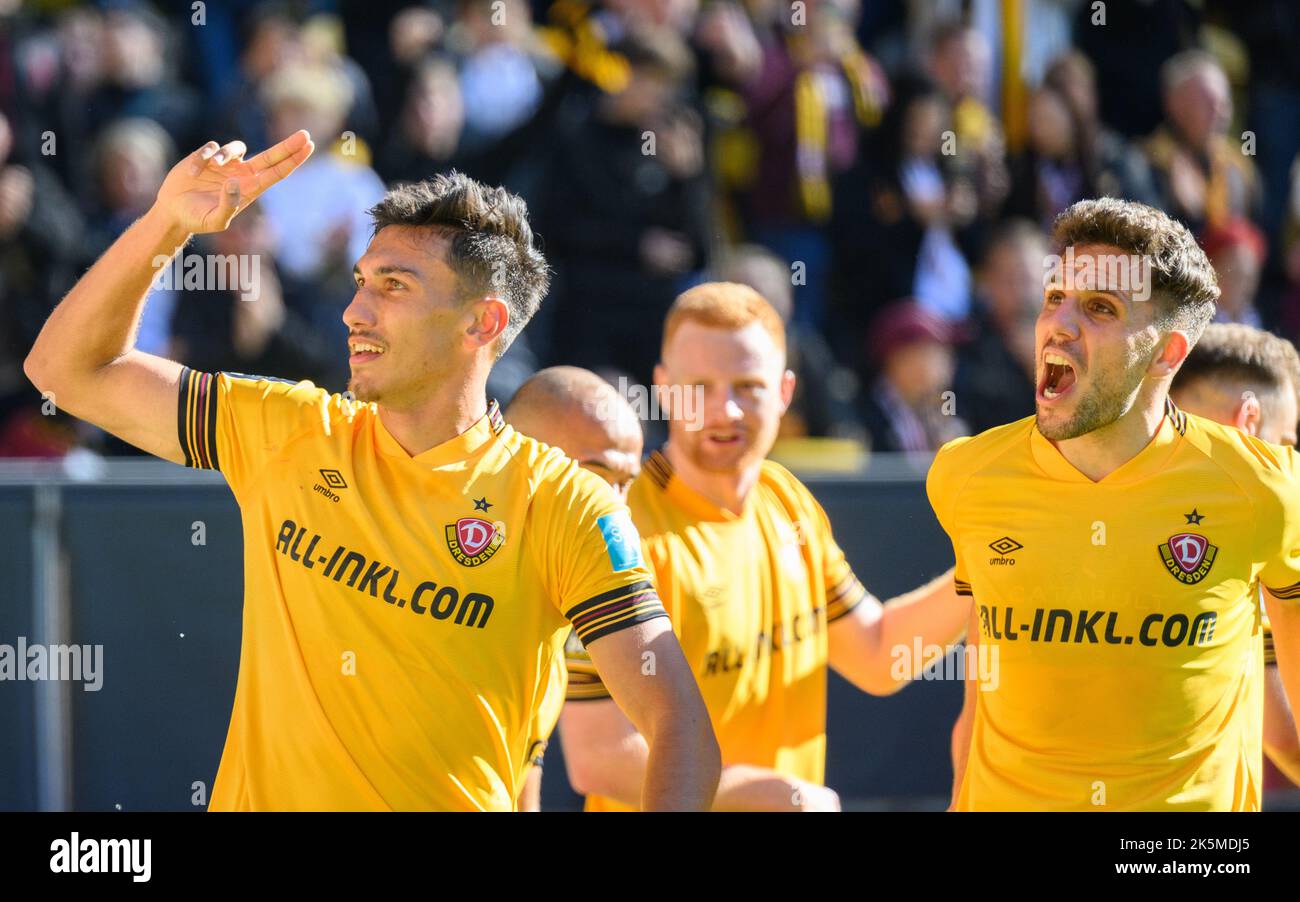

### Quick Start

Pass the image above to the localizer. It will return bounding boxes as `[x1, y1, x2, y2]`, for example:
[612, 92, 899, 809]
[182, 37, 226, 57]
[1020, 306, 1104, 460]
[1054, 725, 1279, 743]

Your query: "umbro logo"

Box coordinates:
[313, 469, 347, 503]
[988, 536, 1022, 566]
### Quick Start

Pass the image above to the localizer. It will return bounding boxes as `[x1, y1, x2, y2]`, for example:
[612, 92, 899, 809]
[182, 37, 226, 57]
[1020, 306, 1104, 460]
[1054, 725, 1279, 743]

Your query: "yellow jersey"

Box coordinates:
[927, 401, 1300, 811]
[177, 369, 666, 811]
[568, 451, 871, 811]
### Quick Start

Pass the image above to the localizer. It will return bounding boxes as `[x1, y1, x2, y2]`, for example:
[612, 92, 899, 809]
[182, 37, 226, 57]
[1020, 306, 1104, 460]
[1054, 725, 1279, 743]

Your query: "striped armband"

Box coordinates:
[176, 367, 219, 470]
[563, 581, 667, 646]
[1265, 580, 1300, 602]
[826, 572, 871, 623]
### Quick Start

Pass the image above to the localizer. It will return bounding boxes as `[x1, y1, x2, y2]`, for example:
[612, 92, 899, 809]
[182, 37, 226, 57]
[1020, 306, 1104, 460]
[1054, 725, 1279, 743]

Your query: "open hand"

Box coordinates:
[154, 130, 315, 235]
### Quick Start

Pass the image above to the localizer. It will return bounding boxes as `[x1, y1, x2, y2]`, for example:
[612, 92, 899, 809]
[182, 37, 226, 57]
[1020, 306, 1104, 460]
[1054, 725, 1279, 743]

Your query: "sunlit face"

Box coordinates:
[1168, 68, 1231, 147]
[1035, 243, 1164, 440]
[657, 320, 793, 474]
[344, 226, 473, 409]
[1028, 89, 1074, 158]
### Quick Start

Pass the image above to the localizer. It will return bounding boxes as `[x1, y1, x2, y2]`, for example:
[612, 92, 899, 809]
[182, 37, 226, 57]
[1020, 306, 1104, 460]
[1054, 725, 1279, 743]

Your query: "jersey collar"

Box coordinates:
[374, 398, 507, 467]
[644, 448, 749, 522]
[1029, 397, 1185, 485]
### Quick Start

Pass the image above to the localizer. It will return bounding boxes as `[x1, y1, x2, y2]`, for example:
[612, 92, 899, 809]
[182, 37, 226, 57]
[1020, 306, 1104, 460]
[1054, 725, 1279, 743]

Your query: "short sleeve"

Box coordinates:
[807, 494, 875, 624]
[926, 437, 973, 598]
[1258, 444, 1300, 603]
[533, 462, 669, 647]
[176, 368, 334, 494]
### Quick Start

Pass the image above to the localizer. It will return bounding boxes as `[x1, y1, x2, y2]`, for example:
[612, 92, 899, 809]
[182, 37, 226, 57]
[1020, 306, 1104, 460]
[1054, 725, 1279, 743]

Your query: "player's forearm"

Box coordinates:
[518, 766, 543, 812]
[1263, 667, 1300, 786]
[949, 703, 973, 810]
[876, 572, 969, 688]
[25, 206, 190, 392]
[639, 713, 720, 811]
[830, 571, 967, 695]
[711, 765, 810, 811]
[558, 722, 649, 807]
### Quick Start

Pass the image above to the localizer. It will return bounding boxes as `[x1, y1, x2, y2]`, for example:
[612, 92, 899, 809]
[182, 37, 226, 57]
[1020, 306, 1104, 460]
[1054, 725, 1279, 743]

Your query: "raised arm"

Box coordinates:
[23, 132, 314, 462]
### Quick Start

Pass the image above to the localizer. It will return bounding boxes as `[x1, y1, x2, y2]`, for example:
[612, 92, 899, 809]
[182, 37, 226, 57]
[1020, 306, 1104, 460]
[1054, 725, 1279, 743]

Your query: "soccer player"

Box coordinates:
[558, 282, 969, 812]
[503, 366, 646, 811]
[934, 198, 1300, 811]
[1169, 322, 1300, 785]
[22, 132, 721, 811]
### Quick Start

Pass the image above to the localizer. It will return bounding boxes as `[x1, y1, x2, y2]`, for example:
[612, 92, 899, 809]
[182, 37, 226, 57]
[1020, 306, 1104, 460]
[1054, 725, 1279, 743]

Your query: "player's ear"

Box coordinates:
[464, 296, 509, 351]
[779, 368, 796, 412]
[1150, 330, 1190, 378]
[1232, 390, 1262, 437]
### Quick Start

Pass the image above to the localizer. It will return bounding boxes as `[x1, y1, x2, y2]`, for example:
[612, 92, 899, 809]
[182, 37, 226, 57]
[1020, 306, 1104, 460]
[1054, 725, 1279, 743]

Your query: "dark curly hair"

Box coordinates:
[368, 172, 550, 358]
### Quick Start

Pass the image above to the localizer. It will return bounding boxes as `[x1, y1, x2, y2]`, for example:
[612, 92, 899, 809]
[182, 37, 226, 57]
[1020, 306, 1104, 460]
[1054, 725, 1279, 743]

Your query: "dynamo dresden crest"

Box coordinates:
[445, 517, 505, 567]
[1158, 533, 1218, 585]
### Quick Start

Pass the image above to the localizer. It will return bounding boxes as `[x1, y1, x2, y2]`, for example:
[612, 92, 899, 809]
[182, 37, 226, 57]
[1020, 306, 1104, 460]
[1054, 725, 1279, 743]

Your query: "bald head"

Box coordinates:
[506, 367, 645, 499]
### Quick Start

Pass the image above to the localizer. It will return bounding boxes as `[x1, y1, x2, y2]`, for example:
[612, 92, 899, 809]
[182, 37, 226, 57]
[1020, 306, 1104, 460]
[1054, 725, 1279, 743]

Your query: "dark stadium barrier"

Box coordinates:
[0, 486, 37, 811]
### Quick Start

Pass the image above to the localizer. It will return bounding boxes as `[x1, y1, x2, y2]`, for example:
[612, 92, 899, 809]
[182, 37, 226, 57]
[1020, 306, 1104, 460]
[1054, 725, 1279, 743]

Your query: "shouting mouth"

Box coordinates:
[1038, 350, 1078, 404]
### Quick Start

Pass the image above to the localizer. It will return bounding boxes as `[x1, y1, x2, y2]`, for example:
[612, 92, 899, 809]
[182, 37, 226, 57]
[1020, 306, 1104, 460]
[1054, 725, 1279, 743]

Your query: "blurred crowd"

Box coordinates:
[1, 0, 1299, 460]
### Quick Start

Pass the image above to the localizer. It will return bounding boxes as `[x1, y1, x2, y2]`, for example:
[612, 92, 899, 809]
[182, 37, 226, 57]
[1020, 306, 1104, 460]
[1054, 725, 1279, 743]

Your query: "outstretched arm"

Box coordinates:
[23, 132, 314, 461]
[828, 568, 968, 696]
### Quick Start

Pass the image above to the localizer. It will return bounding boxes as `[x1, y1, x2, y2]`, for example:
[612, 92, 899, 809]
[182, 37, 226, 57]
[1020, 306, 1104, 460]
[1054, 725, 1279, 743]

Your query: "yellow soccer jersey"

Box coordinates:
[927, 400, 1300, 811]
[176, 369, 667, 811]
[568, 451, 872, 812]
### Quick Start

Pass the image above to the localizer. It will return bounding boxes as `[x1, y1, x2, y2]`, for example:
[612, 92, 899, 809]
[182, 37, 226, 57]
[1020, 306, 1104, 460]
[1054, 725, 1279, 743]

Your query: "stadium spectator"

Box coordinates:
[1143, 49, 1260, 233]
[218, 3, 307, 156]
[83, 5, 203, 155]
[300, 13, 383, 150]
[832, 74, 976, 341]
[953, 219, 1046, 433]
[375, 56, 466, 186]
[447, 0, 554, 154]
[718, 243, 865, 440]
[82, 118, 177, 358]
[167, 204, 341, 392]
[540, 26, 710, 389]
[860, 300, 968, 454]
[923, 19, 1008, 221]
[256, 63, 386, 285]
[726, 0, 887, 330]
[0, 109, 84, 456]
[1038, 51, 1161, 208]
[1203, 217, 1268, 328]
